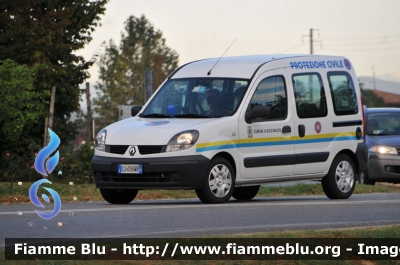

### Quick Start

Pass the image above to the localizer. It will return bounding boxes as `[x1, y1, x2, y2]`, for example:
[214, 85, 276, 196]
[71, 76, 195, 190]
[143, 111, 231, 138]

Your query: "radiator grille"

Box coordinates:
[138, 145, 165, 155]
[108, 145, 129, 155]
[105, 145, 164, 155]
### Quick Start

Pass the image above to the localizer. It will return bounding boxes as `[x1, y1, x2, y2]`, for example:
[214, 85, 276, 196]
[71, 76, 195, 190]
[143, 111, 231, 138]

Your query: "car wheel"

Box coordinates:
[322, 154, 356, 199]
[232, 185, 260, 201]
[100, 189, 138, 204]
[362, 170, 376, 185]
[195, 157, 235, 204]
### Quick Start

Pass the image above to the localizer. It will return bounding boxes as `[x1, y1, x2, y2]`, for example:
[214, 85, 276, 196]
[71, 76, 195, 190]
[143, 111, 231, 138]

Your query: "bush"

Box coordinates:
[51, 141, 95, 184]
[1, 141, 95, 186]
[1, 142, 43, 183]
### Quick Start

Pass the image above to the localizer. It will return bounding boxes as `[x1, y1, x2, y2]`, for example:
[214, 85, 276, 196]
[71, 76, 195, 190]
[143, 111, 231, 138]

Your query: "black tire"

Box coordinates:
[362, 171, 376, 185]
[321, 154, 356, 199]
[195, 157, 235, 204]
[100, 189, 138, 204]
[232, 185, 260, 201]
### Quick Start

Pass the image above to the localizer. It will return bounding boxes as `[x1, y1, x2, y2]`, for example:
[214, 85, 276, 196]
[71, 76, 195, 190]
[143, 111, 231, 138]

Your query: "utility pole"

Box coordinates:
[304, 29, 321, 54]
[85, 82, 93, 142]
[45, 86, 56, 145]
[372, 67, 376, 91]
[310, 28, 313, 54]
[144, 70, 154, 104]
[302, 29, 321, 102]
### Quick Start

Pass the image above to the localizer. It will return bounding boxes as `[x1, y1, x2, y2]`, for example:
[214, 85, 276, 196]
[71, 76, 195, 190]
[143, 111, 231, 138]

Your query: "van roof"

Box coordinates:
[170, 54, 345, 79]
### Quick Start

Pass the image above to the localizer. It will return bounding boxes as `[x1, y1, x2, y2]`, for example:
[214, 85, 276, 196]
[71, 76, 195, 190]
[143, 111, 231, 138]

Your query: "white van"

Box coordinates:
[92, 54, 368, 204]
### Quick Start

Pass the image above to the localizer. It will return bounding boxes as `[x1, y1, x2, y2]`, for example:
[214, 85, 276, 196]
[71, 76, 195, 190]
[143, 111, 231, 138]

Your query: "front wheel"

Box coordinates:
[232, 185, 260, 201]
[195, 157, 235, 204]
[100, 189, 138, 204]
[322, 154, 356, 199]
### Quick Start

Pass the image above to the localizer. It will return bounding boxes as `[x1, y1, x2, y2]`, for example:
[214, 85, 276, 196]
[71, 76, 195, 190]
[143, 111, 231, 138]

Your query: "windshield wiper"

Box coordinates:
[173, 114, 211, 118]
[141, 113, 172, 118]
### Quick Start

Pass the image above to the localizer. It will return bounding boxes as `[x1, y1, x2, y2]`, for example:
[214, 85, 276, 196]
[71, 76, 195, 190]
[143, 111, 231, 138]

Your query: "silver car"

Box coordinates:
[362, 108, 400, 185]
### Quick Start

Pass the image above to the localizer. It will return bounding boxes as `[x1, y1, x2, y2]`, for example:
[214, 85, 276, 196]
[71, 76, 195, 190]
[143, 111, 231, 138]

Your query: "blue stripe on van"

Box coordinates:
[195, 136, 363, 152]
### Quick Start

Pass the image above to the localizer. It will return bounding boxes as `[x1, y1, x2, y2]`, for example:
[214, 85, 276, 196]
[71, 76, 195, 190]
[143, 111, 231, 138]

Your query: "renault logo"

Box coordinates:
[129, 147, 136, 156]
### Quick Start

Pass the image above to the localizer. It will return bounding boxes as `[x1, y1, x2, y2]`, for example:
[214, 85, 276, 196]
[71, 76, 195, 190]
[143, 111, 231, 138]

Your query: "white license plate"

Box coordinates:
[118, 164, 143, 174]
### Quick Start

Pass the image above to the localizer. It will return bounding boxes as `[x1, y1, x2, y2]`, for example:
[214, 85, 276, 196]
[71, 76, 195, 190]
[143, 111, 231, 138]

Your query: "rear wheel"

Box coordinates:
[232, 185, 260, 201]
[322, 154, 356, 199]
[100, 189, 138, 204]
[196, 157, 235, 204]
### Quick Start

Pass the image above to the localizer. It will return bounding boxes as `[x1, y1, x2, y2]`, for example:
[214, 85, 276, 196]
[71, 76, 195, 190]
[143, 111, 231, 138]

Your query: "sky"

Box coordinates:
[77, 0, 400, 90]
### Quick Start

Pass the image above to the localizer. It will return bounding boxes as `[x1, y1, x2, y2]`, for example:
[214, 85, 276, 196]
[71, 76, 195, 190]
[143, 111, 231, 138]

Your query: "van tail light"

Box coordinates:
[361, 97, 366, 142]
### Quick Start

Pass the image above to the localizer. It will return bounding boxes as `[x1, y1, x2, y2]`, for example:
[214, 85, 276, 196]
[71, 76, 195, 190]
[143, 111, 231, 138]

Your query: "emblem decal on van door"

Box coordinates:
[344, 59, 351, 70]
[315, 121, 322, 133]
[247, 126, 253, 138]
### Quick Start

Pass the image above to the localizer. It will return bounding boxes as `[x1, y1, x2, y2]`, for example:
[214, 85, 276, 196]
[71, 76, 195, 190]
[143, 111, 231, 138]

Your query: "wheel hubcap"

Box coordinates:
[335, 161, 354, 193]
[208, 164, 232, 198]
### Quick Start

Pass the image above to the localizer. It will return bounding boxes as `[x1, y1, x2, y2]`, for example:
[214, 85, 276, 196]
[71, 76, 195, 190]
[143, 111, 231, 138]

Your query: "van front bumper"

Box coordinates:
[92, 155, 210, 190]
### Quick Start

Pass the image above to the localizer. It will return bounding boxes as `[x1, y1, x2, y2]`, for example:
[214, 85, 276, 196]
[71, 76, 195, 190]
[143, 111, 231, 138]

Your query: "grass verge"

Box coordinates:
[0, 181, 399, 204]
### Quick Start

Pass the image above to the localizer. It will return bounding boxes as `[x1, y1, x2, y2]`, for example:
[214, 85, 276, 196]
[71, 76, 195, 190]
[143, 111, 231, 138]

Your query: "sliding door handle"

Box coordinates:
[298, 124, 306, 137]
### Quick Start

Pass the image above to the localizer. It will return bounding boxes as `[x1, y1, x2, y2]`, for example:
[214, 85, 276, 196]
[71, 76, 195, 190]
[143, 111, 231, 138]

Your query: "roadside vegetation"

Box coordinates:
[1, 182, 398, 204]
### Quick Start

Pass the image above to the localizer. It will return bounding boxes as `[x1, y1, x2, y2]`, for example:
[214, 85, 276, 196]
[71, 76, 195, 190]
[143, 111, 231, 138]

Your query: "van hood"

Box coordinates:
[104, 118, 212, 145]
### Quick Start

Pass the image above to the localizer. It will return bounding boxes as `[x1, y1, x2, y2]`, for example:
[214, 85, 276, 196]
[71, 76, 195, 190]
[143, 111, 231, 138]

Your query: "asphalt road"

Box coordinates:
[1, 193, 400, 248]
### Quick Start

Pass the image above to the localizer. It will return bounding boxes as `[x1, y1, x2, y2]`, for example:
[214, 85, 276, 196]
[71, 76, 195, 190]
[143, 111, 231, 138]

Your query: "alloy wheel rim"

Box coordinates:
[208, 164, 232, 198]
[335, 161, 354, 193]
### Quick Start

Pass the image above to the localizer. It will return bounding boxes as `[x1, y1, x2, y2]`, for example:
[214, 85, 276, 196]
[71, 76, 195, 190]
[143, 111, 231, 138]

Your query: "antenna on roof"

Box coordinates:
[207, 39, 236, 76]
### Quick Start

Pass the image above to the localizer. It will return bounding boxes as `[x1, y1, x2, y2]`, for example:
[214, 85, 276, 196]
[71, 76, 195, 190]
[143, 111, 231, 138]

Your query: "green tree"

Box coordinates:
[359, 81, 385, 107]
[0, 59, 45, 147]
[0, 0, 108, 145]
[0, 59, 45, 184]
[93, 15, 179, 128]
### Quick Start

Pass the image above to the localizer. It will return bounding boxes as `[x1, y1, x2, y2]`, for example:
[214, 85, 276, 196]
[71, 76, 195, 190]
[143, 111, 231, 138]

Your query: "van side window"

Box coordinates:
[249, 75, 287, 121]
[292, 73, 327, 119]
[328, 72, 358, 115]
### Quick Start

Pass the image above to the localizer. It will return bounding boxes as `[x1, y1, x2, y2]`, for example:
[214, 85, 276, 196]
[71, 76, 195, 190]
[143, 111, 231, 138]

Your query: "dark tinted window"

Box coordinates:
[249, 75, 287, 121]
[292, 73, 328, 119]
[328, 72, 358, 115]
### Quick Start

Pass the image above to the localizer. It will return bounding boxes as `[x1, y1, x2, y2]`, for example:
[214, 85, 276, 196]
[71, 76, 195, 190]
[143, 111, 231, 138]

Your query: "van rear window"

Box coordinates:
[328, 72, 358, 116]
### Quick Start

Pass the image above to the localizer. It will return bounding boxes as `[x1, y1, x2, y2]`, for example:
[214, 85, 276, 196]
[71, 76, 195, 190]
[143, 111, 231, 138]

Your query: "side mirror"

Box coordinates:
[245, 105, 270, 124]
[131, 105, 142, 117]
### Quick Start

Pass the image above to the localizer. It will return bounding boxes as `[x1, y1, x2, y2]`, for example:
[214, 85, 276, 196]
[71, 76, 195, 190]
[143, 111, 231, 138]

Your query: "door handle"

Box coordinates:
[298, 124, 306, 137]
[282, 126, 291, 133]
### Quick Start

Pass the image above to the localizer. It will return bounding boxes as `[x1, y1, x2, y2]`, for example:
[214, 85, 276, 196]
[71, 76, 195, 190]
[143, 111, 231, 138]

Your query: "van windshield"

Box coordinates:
[141, 78, 249, 118]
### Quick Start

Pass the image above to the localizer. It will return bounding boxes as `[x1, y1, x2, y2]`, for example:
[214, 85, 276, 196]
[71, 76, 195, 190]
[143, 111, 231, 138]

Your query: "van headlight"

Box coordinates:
[166, 130, 199, 152]
[95, 129, 107, 152]
[369, 145, 398, 155]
